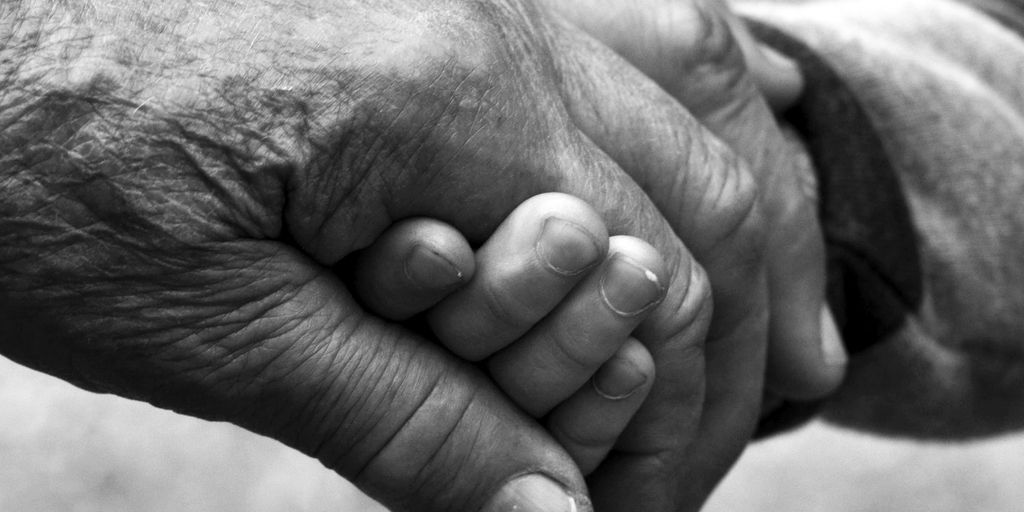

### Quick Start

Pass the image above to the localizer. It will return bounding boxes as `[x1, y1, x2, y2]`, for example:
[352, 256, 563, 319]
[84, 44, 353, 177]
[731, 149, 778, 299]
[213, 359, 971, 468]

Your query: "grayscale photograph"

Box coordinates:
[2, 0, 1023, 510]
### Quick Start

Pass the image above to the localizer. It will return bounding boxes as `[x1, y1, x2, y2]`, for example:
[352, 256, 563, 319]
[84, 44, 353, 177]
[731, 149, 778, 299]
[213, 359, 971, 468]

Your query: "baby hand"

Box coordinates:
[351, 193, 667, 474]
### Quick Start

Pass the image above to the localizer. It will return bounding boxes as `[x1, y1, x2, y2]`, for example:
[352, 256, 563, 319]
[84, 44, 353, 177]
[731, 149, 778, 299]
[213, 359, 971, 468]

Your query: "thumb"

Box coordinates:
[324, 310, 589, 512]
[4, 241, 589, 512]
[225, 248, 589, 512]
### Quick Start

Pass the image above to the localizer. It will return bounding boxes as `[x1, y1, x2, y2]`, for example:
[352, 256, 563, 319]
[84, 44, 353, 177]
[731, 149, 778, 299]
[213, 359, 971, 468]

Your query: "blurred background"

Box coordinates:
[2, 355, 1023, 512]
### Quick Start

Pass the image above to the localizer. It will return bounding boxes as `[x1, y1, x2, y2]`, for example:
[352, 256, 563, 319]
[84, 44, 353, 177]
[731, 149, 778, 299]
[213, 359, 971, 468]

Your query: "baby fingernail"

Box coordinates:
[600, 255, 663, 316]
[592, 355, 648, 400]
[536, 217, 601, 276]
[405, 244, 464, 290]
[482, 474, 578, 512]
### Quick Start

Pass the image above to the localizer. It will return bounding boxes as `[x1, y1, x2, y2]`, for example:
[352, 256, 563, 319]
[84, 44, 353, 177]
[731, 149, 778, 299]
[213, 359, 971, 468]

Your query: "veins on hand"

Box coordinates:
[0, 2, 327, 342]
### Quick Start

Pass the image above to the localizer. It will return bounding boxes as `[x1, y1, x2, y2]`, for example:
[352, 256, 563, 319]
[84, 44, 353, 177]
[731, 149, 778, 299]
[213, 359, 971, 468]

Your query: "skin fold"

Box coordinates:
[0, 1, 835, 510]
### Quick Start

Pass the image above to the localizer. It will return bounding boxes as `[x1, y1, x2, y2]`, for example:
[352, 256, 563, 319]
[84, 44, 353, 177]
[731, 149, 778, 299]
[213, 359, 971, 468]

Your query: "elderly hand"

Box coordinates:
[550, 0, 847, 394]
[0, 1, 774, 511]
[533, 0, 847, 507]
[329, 1, 841, 510]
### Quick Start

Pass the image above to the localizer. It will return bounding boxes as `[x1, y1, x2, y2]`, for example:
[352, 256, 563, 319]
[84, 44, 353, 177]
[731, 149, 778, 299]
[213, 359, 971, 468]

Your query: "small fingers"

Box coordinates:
[548, 12, 766, 508]
[488, 235, 667, 416]
[546, 338, 655, 475]
[428, 193, 610, 361]
[352, 218, 475, 321]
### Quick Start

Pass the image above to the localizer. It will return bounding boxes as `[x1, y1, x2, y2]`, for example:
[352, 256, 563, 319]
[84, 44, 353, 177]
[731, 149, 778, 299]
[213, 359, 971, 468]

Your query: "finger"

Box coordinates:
[67, 243, 592, 512]
[550, 0, 844, 399]
[657, 1, 845, 399]
[311, 10, 714, 505]
[752, 44, 804, 111]
[428, 193, 609, 361]
[546, 338, 655, 475]
[488, 235, 667, 417]
[5, 240, 592, 512]
[543, 0, 803, 110]
[551, 18, 767, 510]
[724, 7, 804, 111]
[391, 100, 714, 508]
[352, 218, 475, 321]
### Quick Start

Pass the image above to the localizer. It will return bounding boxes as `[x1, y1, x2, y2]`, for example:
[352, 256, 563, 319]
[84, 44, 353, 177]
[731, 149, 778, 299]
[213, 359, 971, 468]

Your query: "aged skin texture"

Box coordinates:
[0, 0, 832, 511]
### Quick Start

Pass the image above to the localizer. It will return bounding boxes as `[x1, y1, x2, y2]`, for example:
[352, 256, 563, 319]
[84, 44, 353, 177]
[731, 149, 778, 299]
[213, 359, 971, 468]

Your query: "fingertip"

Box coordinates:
[748, 43, 804, 111]
[592, 339, 655, 401]
[404, 243, 467, 291]
[595, 237, 671, 328]
[402, 220, 477, 287]
[606, 236, 669, 285]
[536, 216, 605, 277]
[354, 218, 475, 320]
[599, 254, 665, 318]
[546, 339, 654, 475]
[483, 474, 584, 512]
[766, 305, 847, 400]
[725, 9, 804, 111]
[427, 192, 614, 361]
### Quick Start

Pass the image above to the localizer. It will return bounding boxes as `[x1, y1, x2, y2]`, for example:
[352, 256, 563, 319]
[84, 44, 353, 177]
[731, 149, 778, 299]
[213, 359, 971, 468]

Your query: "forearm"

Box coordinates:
[740, 0, 1024, 438]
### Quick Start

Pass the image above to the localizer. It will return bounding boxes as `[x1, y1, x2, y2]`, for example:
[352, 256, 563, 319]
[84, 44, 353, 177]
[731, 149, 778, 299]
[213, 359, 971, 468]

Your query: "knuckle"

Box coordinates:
[693, 152, 768, 266]
[664, 0, 743, 70]
[659, 255, 714, 347]
[549, 325, 606, 371]
[661, 0, 754, 117]
[351, 367, 486, 512]
[478, 269, 542, 334]
[721, 173, 769, 271]
[552, 419, 616, 452]
[345, 14, 513, 138]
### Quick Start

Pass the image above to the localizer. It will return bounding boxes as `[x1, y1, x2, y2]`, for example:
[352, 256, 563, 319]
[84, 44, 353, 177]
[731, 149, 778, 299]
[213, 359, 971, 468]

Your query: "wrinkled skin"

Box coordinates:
[0, 1, 821, 511]
[548, 0, 842, 399]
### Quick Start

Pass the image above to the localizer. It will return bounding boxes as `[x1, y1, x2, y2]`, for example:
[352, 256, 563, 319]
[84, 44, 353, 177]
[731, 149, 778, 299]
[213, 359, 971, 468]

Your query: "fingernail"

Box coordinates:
[404, 244, 464, 290]
[536, 218, 601, 276]
[820, 306, 847, 367]
[600, 255, 663, 316]
[592, 355, 648, 400]
[483, 474, 578, 512]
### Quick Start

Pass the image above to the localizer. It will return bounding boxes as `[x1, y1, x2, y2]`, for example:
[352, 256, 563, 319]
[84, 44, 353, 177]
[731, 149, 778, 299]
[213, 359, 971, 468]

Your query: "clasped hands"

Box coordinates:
[0, 0, 844, 511]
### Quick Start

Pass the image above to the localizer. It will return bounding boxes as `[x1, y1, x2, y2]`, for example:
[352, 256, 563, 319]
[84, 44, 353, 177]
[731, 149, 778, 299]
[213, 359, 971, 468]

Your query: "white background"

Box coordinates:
[2, 356, 1022, 512]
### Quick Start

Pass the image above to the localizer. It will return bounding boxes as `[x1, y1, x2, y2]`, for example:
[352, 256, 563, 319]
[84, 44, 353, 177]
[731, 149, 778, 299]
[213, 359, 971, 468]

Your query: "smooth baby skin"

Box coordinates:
[355, 193, 663, 474]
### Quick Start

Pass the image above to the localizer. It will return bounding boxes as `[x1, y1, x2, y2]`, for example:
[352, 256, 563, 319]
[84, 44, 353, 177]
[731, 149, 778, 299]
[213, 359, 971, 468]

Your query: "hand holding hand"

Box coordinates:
[0, 1, 756, 510]
[534, 0, 847, 506]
